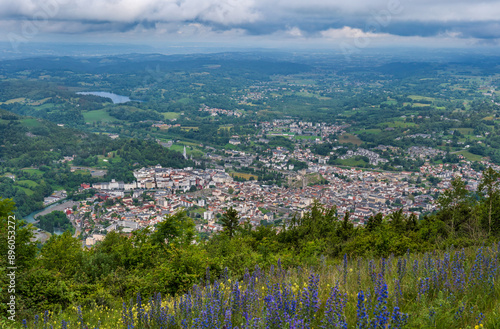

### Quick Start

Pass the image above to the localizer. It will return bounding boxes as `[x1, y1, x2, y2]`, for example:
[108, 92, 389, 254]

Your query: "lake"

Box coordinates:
[77, 91, 131, 104]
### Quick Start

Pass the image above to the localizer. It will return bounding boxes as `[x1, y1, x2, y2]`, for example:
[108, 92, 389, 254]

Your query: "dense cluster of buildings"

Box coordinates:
[260, 120, 349, 139]
[199, 105, 243, 117]
[339, 148, 389, 165]
[72, 157, 496, 246]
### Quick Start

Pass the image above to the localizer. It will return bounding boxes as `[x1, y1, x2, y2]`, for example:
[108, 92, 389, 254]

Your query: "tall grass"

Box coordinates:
[15, 244, 500, 328]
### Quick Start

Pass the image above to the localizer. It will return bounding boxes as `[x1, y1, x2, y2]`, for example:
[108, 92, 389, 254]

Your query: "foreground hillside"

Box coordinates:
[5, 245, 500, 328]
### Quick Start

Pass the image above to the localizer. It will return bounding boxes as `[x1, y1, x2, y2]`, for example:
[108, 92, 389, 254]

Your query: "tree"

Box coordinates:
[151, 211, 196, 248]
[40, 231, 83, 277]
[437, 176, 471, 236]
[221, 206, 240, 239]
[338, 211, 354, 241]
[365, 213, 383, 232]
[389, 209, 406, 234]
[478, 167, 500, 235]
[0, 198, 37, 270]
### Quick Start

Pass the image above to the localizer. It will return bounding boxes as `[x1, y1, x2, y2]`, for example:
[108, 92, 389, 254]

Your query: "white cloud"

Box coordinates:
[0, 0, 260, 25]
[286, 27, 303, 37]
[320, 26, 390, 39]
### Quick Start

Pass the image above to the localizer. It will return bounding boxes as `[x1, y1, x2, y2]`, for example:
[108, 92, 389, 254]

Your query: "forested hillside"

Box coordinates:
[0, 109, 193, 216]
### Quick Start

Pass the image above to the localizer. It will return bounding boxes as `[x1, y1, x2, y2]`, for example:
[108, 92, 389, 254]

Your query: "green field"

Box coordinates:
[33, 103, 55, 111]
[456, 150, 484, 162]
[14, 185, 34, 196]
[353, 128, 382, 134]
[21, 168, 44, 177]
[403, 102, 431, 107]
[20, 118, 43, 127]
[190, 207, 207, 215]
[179, 141, 202, 146]
[294, 135, 321, 140]
[382, 121, 417, 128]
[83, 110, 118, 123]
[169, 144, 203, 157]
[456, 128, 474, 135]
[218, 125, 233, 131]
[181, 126, 199, 131]
[338, 133, 363, 145]
[16, 180, 39, 188]
[0, 97, 26, 105]
[295, 91, 320, 98]
[230, 172, 258, 180]
[176, 98, 192, 104]
[162, 112, 181, 120]
[408, 95, 436, 101]
[331, 157, 370, 168]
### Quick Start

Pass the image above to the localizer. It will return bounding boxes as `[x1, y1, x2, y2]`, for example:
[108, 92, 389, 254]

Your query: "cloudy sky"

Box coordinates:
[1, 0, 500, 50]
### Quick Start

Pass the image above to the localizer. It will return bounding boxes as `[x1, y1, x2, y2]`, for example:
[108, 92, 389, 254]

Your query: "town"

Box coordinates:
[64, 156, 493, 247]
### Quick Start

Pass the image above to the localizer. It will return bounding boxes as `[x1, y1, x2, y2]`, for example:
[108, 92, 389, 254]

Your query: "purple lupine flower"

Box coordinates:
[388, 306, 408, 329]
[356, 290, 369, 329]
[321, 284, 347, 329]
[372, 274, 390, 328]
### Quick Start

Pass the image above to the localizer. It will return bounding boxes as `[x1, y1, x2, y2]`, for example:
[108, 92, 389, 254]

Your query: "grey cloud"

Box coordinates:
[0, 0, 499, 42]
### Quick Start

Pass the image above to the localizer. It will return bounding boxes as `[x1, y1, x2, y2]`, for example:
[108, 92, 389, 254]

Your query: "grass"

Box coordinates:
[52, 185, 66, 191]
[14, 185, 34, 196]
[33, 103, 55, 110]
[161, 112, 180, 120]
[289, 79, 316, 85]
[83, 110, 118, 123]
[181, 126, 199, 131]
[176, 98, 192, 105]
[20, 118, 43, 128]
[294, 135, 320, 140]
[218, 125, 233, 131]
[456, 128, 474, 135]
[0, 97, 26, 104]
[257, 110, 283, 116]
[456, 150, 484, 162]
[295, 91, 316, 98]
[230, 172, 258, 180]
[169, 145, 184, 153]
[16, 180, 39, 188]
[408, 95, 436, 102]
[179, 141, 201, 147]
[381, 121, 417, 128]
[15, 245, 500, 329]
[169, 144, 203, 157]
[353, 129, 382, 135]
[21, 168, 44, 177]
[338, 133, 363, 145]
[336, 157, 370, 167]
[96, 155, 113, 167]
[403, 102, 431, 107]
[190, 207, 207, 215]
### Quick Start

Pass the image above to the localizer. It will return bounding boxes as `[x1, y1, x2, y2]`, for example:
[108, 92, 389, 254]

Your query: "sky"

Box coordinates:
[1, 0, 500, 53]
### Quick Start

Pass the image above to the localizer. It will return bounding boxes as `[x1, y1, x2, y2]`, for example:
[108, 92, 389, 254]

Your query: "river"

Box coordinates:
[24, 200, 80, 235]
[76, 91, 131, 104]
